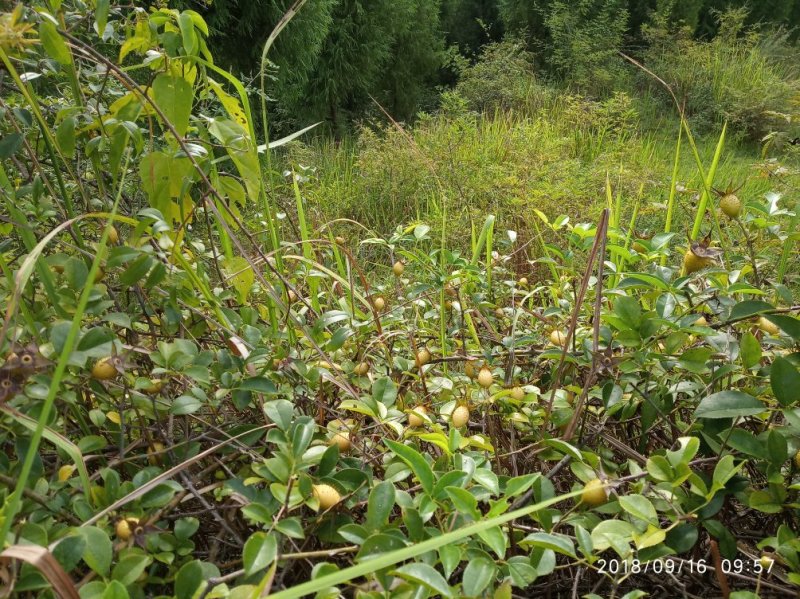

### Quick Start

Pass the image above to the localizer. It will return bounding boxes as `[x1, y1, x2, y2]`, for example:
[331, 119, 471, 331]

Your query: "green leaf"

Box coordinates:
[171, 395, 201, 416]
[39, 20, 71, 65]
[112, 554, 152, 586]
[177, 12, 198, 55]
[462, 557, 496, 596]
[174, 560, 219, 599]
[95, 0, 110, 34]
[694, 391, 764, 419]
[521, 532, 576, 557]
[78, 526, 112, 576]
[710, 455, 742, 494]
[240, 377, 277, 393]
[763, 314, 800, 341]
[619, 494, 658, 526]
[366, 481, 395, 531]
[445, 486, 479, 520]
[728, 300, 774, 322]
[264, 400, 294, 431]
[243, 532, 277, 576]
[390, 563, 453, 598]
[0, 132, 23, 159]
[477, 525, 507, 558]
[739, 332, 761, 369]
[56, 116, 76, 158]
[771, 357, 800, 407]
[152, 74, 193, 137]
[372, 377, 397, 406]
[385, 440, 434, 495]
[102, 581, 130, 599]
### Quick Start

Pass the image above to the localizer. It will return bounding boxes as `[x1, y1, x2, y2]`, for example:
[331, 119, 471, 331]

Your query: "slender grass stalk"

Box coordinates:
[265, 487, 585, 599]
[687, 120, 726, 241]
[661, 124, 683, 266]
[291, 173, 320, 313]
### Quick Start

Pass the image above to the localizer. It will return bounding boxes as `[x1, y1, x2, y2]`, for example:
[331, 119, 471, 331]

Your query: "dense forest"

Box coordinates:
[0, 1, 798, 598]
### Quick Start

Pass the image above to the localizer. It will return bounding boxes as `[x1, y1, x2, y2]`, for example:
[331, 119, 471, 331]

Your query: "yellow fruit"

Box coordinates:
[408, 405, 428, 428]
[415, 348, 431, 367]
[794, 450, 800, 469]
[354, 362, 370, 376]
[477, 367, 494, 389]
[510, 386, 525, 401]
[373, 297, 386, 311]
[58, 465, 75, 482]
[549, 330, 567, 347]
[142, 379, 163, 394]
[91, 357, 118, 380]
[464, 361, 476, 379]
[313, 483, 341, 509]
[566, 391, 576, 405]
[758, 317, 780, 335]
[334, 236, 346, 245]
[116, 517, 139, 541]
[451, 404, 470, 428]
[107, 225, 119, 245]
[760, 554, 775, 570]
[495, 308, 505, 318]
[392, 261, 405, 276]
[330, 432, 351, 452]
[682, 249, 713, 275]
[632, 241, 647, 253]
[287, 289, 298, 303]
[518, 277, 528, 286]
[93, 267, 105, 283]
[720, 194, 742, 219]
[581, 478, 608, 507]
[693, 316, 709, 327]
[147, 442, 165, 466]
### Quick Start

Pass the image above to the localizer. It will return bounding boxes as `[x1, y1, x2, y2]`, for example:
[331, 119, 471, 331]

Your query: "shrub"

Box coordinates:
[642, 9, 800, 140]
[452, 38, 547, 113]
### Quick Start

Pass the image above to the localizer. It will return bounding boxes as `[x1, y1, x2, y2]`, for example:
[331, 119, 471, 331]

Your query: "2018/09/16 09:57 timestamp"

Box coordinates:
[596, 557, 775, 576]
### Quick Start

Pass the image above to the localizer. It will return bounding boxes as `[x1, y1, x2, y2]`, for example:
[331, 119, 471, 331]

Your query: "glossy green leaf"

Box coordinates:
[385, 440, 434, 495]
[694, 391, 764, 419]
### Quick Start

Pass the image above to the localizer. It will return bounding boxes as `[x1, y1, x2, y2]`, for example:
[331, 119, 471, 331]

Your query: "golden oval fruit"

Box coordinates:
[518, 277, 528, 286]
[58, 465, 75, 482]
[142, 379, 163, 394]
[464, 361, 476, 379]
[373, 297, 386, 311]
[313, 483, 341, 509]
[495, 308, 505, 318]
[107, 225, 119, 245]
[415, 348, 431, 367]
[408, 405, 427, 428]
[693, 316, 709, 327]
[477, 367, 494, 389]
[720, 194, 742, 219]
[794, 450, 800, 469]
[354, 361, 370, 376]
[330, 432, 351, 452]
[451, 404, 470, 428]
[758, 317, 779, 335]
[549, 330, 567, 347]
[683, 249, 712, 275]
[392, 261, 405, 276]
[581, 478, 608, 507]
[91, 357, 118, 380]
[116, 517, 139, 541]
[334, 236, 346, 245]
[147, 442, 165, 466]
[510, 386, 525, 401]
